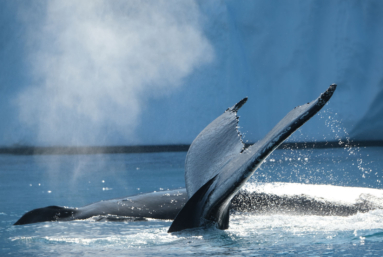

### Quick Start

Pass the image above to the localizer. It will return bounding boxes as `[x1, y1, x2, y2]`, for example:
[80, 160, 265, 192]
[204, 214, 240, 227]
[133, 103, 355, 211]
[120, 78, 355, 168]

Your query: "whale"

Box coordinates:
[16, 84, 349, 230]
[168, 84, 337, 232]
[15, 185, 379, 225]
[14, 189, 189, 225]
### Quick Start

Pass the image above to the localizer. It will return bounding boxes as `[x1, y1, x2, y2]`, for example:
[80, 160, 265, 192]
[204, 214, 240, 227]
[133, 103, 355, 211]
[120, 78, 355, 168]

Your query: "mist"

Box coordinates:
[1, 1, 383, 147]
[16, 0, 213, 146]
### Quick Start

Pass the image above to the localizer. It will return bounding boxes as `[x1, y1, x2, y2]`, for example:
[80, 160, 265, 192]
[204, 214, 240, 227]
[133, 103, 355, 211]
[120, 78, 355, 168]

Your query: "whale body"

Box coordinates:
[15, 184, 381, 225]
[14, 189, 188, 225]
[16, 85, 347, 231]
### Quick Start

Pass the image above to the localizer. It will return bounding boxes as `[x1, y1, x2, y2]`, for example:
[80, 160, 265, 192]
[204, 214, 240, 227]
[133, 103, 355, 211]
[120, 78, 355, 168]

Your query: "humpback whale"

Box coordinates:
[168, 84, 337, 232]
[15, 186, 379, 226]
[16, 85, 352, 231]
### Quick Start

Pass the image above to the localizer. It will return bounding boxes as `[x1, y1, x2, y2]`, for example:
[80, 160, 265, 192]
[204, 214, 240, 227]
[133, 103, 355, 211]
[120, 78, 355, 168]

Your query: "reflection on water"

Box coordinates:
[1, 147, 383, 256]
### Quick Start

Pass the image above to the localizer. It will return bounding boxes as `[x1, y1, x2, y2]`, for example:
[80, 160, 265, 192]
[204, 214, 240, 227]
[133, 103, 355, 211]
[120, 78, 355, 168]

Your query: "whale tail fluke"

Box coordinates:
[14, 206, 77, 225]
[169, 84, 337, 233]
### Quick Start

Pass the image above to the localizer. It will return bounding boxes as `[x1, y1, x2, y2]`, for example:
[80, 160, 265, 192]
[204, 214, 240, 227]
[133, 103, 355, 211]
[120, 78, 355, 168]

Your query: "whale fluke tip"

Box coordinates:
[329, 83, 337, 91]
[230, 97, 248, 112]
[319, 84, 337, 104]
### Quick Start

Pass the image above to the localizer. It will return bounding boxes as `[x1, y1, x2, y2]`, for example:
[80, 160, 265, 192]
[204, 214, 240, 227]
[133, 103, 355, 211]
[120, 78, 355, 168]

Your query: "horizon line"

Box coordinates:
[0, 140, 382, 155]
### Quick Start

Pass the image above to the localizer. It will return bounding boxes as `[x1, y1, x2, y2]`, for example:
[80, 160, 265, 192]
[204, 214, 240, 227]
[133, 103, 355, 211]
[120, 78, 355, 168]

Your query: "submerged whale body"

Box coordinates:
[15, 185, 380, 225]
[14, 189, 188, 225]
[16, 84, 347, 231]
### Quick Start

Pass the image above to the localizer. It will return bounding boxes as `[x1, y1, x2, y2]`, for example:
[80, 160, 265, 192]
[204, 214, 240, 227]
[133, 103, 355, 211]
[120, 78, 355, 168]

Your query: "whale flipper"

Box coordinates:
[168, 84, 337, 233]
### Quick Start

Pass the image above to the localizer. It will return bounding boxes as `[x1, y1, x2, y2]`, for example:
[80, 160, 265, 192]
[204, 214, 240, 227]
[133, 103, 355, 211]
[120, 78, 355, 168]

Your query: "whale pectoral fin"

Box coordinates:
[168, 175, 217, 233]
[14, 206, 77, 225]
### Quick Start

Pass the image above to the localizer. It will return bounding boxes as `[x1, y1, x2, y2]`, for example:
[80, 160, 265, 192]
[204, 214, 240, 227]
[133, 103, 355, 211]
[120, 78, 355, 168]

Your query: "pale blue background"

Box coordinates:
[1, 1, 382, 146]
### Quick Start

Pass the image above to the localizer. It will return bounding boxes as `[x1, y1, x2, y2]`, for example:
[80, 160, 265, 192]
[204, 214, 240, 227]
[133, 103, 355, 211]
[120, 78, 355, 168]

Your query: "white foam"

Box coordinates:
[242, 182, 383, 205]
[230, 209, 383, 237]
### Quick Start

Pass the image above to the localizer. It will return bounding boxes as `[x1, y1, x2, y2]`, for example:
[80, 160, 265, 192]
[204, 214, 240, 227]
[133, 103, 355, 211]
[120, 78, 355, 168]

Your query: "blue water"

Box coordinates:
[1, 147, 383, 256]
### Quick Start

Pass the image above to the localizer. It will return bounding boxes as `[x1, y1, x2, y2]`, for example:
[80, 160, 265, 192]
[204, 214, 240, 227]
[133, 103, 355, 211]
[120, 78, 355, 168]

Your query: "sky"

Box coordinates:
[1, 0, 383, 147]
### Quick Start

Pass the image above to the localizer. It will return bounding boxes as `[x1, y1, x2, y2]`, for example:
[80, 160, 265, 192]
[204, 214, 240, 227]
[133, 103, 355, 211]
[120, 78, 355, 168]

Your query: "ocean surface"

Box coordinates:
[1, 146, 383, 256]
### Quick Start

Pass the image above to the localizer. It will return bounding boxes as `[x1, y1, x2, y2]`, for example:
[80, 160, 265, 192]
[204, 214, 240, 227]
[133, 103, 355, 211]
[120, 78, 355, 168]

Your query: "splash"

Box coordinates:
[321, 108, 377, 185]
[242, 182, 383, 206]
[16, 0, 213, 146]
[262, 109, 380, 187]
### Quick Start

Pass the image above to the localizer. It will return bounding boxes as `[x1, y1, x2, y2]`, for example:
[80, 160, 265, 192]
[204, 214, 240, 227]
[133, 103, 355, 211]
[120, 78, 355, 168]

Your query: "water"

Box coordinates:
[1, 147, 383, 256]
